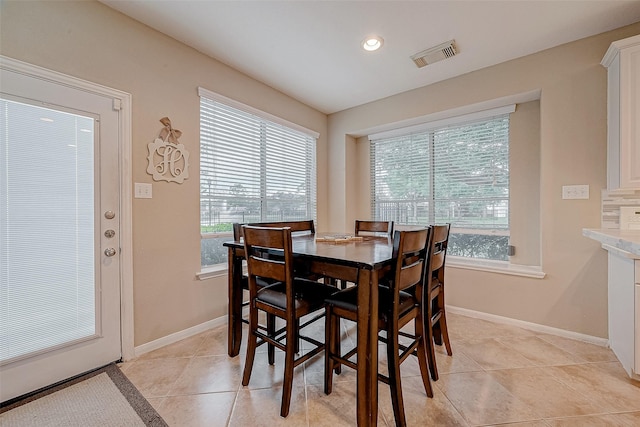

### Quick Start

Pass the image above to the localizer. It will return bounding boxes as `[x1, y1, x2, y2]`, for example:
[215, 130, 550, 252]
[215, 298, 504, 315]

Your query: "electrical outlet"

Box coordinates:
[134, 182, 152, 199]
[562, 184, 589, 200]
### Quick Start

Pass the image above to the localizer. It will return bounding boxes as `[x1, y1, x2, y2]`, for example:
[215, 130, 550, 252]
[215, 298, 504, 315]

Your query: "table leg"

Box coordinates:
[227, 247, 243, 357]
[356, 268, 378, 426]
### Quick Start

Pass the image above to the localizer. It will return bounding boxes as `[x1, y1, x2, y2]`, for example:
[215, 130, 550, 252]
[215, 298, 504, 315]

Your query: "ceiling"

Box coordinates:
[100, 1, 640, 114]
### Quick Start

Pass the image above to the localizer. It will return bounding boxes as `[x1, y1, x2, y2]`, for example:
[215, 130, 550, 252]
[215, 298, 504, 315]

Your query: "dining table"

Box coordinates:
[224, 232, 394, 426]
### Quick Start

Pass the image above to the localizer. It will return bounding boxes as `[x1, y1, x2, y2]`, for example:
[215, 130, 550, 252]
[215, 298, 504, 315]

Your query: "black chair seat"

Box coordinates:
[325, 286, 416, 325]
[257, 279, 337, 313]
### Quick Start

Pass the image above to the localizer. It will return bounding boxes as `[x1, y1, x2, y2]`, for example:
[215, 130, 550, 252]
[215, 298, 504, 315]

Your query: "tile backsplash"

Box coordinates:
[602, 188, 640, 228]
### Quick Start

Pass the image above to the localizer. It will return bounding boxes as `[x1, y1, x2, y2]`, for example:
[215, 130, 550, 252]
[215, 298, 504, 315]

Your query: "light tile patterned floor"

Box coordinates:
[118, 313, 640, 426]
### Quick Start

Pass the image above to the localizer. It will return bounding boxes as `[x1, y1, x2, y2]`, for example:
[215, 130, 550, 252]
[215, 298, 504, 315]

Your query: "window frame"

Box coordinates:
[198, 88, 318, 271]
[369, 105, 515, 262]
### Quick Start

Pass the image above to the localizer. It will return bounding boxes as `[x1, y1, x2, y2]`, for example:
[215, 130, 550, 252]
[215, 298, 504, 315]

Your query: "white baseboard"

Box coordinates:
[447, 305, 609, 348]
[133, 315, 227, 358]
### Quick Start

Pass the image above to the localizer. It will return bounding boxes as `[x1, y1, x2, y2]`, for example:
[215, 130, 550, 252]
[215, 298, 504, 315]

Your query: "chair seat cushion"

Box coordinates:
[325, 286, 416, 319]
[256, 279, 337, 313]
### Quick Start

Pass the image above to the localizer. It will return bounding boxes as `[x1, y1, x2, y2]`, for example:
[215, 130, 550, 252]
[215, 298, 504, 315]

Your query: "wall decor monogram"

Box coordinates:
[147, 117, 190, 183]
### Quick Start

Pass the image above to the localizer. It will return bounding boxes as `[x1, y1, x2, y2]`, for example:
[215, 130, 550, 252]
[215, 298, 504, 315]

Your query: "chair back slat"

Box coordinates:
[233, 220, 314, 240]
[429, 224, 450, 280]
[355, 220, 394, 236]
[431, 251, 445, 272]
[233, 222, 244, 240]
[250, 220, 314, 234]
[249, 256, 287, 282]
[397, 260, 425, 291]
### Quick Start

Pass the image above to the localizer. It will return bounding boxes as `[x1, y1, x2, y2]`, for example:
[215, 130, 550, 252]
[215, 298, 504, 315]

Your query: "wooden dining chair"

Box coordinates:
[242, 225, 336, 417]
[234, 220, 325, 358]
[324, 227, 434, 427]
[425, 223, 452, 381]
[355, 219, 394, 237]
[233, 219, 317, 297]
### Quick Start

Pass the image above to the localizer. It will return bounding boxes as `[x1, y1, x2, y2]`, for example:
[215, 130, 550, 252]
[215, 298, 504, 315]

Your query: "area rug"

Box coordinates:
[0, 363, 167, 427]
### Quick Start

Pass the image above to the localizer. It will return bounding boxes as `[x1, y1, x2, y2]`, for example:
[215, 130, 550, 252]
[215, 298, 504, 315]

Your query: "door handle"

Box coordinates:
[104, 248, 117, 257]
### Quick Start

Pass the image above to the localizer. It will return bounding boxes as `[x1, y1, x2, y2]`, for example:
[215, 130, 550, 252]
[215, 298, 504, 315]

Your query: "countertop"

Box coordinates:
[583, 228, 640, 257]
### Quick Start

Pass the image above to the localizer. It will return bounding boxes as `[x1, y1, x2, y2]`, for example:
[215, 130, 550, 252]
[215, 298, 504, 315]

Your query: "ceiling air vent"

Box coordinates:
[411, 40, 457, 68]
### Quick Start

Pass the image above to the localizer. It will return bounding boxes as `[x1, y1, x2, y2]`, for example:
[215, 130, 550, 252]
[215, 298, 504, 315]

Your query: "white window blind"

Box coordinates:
[199, 93, 317, 267]
[1, 98, 96, 364]
[371, 112, 510, 261]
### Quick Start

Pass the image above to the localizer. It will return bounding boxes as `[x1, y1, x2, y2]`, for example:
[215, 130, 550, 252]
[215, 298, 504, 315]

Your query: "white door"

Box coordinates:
[0, 62, 124, 402]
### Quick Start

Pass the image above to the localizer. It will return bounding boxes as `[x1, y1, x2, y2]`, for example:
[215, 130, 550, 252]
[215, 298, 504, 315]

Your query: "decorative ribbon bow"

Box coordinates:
[158, 117, 182, 144]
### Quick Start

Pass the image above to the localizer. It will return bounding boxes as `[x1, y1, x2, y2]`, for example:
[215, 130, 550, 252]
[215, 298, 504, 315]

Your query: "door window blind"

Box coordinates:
[371, 113, 510, 260]
[1, 98, 96, 364]
[199, 95, 317, 267]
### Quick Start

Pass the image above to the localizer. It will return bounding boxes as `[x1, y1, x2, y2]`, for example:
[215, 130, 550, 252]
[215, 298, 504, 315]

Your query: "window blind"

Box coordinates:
[199, 95, 317, 266]
[1, 98, 96, 364]
[370, 113, 510, 260]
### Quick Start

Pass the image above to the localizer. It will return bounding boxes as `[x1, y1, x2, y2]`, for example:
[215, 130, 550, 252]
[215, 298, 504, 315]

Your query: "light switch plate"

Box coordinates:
[134, 182, 152, 199]
[562, 184, 589, 200]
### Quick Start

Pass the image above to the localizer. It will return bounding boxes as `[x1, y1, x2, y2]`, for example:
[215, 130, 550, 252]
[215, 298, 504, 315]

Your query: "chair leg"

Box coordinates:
[414, 314, 434, 398]
[324, 306, 334, 395]
[425, 307, 439, 381]
[426, 318, 439, 381]
[267, 313, 276, 365]
[334, 317, 341, 375]
[439, 295, 452, 356]
[242, 306, 259, 386]
[387, 324, 407, 427]
[294, 318, 301, 354]
[432, 298, 443, 346]
[280, 319, 296, 417]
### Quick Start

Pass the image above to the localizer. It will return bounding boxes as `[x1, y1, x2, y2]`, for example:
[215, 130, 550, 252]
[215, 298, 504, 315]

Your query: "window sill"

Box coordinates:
[447, 257, 546, 279]
[197, 258, 546, 280]
[196, 265, 228, 280]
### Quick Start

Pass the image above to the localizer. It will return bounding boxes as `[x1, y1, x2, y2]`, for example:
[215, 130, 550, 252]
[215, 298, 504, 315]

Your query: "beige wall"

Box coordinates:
[328, 22, 640, 338]
[0, 0, 328, 346]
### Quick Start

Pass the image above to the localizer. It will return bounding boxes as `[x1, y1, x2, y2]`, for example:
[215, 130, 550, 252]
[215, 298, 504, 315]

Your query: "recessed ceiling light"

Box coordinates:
[362, 35, 384, 52]
[40, 117, 54, 122]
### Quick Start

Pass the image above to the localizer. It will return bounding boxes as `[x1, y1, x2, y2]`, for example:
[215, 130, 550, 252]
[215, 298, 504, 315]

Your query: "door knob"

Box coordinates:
[104, 229, 115, 238]
[104, 248, 117, 257]
[104, 210, 115, 219]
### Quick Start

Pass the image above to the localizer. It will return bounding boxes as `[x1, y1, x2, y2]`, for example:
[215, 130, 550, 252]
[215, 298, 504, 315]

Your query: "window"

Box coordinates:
[370, 106, 513, 261]
[199, 89, 317, 268]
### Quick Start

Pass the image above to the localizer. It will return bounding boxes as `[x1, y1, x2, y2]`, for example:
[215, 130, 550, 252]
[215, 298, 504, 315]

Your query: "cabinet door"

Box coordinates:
[619, 43, 640, 188]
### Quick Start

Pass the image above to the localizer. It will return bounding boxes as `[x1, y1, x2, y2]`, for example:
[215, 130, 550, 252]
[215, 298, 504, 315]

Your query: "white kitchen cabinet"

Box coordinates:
[607, 248, 637, 379]
[582, 228, 640, 380]
[636, 283, 640, 375]
[602, 34, 640, 190]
